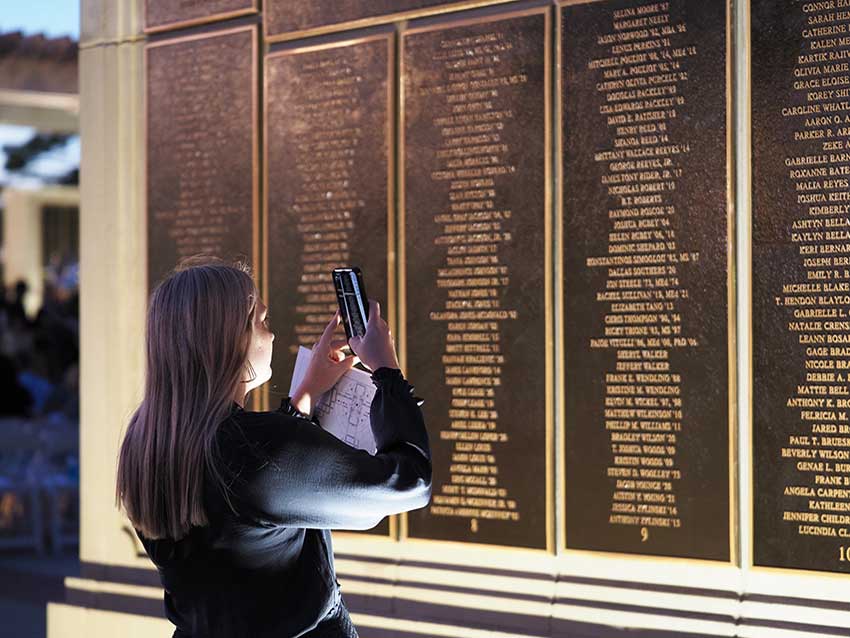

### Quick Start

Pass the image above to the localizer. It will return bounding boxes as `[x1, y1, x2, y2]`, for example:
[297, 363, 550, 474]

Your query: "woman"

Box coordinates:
[116, 260, 431, 638]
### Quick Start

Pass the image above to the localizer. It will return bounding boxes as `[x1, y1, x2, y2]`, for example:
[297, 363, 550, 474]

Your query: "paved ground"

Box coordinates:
[0, 551, 79, 638]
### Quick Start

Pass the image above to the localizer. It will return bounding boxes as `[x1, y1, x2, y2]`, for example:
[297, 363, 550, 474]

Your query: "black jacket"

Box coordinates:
[138, 367, 431, 638]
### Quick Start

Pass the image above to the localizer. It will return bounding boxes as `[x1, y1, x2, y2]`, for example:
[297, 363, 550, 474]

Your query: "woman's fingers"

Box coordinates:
[319, 310, 341, 347]
[325, 337, 359, 367]
[367, 299, 380, 330]
[327, 338, 350, 362]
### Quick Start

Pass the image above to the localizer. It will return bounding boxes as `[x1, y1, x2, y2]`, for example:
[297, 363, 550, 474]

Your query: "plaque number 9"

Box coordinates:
[640, 527, 649, 542]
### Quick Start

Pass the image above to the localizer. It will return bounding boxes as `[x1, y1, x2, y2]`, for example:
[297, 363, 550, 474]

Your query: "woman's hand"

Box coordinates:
[290, 311, 356, 416]
[348, 299, 400, 372]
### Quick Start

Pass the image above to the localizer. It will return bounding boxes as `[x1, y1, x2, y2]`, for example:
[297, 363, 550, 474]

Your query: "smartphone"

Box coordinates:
[332, 267, 369, 339]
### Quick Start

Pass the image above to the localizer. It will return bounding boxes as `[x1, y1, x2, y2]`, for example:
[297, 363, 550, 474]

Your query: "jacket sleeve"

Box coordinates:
[231, 369, 432, 530]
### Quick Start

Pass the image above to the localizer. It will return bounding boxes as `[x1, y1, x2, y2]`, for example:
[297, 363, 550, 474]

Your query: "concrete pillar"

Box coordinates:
[3, 188, 43, 317]
[47, 0, 164, 634]
[3, 186, 80, 318]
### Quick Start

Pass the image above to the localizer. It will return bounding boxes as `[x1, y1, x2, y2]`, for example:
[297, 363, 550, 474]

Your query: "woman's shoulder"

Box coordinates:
[216, 403, 310, 460]
[226, 403, 293, 427]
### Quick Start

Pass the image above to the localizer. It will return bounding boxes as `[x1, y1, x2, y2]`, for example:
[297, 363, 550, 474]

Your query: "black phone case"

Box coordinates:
[332, 267, 369, 339]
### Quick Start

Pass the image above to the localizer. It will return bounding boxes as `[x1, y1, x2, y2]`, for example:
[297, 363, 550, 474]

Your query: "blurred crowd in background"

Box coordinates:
[2, 259, 79, 421]
[0, 255, 79, 553]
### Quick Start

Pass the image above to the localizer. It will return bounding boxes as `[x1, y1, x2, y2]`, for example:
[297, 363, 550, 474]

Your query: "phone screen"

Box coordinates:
[333, 268, 368, 338]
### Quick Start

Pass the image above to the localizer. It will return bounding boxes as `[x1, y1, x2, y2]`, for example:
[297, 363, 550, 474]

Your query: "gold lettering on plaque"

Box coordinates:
[287, 54, 366, 353]
[586, 1, 700, 538]
[416, 30, 525, 530]
[150, 34, 252, 262]
[775, 2, 850, 552]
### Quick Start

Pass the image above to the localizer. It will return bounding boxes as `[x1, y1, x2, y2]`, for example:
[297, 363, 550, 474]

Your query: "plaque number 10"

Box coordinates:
[841, 546, 848, 562]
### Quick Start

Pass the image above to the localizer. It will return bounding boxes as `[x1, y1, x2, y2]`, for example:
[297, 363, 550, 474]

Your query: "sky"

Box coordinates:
[0, 1, 79, 38]
[0, 3, 80, 188]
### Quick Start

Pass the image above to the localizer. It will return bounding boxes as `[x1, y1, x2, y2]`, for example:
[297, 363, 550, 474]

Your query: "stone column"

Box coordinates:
[47, 0, 170, 634]
[3, 188, 44, 317]
[3, 186, 80, 318]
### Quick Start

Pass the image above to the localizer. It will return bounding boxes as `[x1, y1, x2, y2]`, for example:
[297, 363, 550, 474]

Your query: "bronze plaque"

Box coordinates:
[562, 0, 731, 560]
[146, 27, 257, 290]
[753, 0, 850, 573]
[403, 8, 551, 550]
[145, 0, 256, 33]
[265, 0, 507, 40]
[265, 36, 394, 535]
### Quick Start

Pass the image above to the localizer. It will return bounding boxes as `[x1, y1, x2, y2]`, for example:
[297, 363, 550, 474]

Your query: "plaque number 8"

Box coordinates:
[640, 527, 649, 542]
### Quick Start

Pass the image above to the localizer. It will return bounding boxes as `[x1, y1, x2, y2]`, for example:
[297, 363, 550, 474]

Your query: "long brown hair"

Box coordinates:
[116, 259, 257, 540]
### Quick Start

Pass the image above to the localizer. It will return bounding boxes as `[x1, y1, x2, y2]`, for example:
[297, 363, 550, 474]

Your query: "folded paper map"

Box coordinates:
[288, 346, 377, 454]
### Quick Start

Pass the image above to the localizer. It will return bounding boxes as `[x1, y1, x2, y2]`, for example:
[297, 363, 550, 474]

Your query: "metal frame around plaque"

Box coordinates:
[398, 3, 555, 554]
[744, 0, 764, 579]
[263, 32, 398, 541]
[264, 0, 518, 43]
[144, 0, 258, 34]
[556, 0, 737, 564]
[144, 25, 260, 295]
